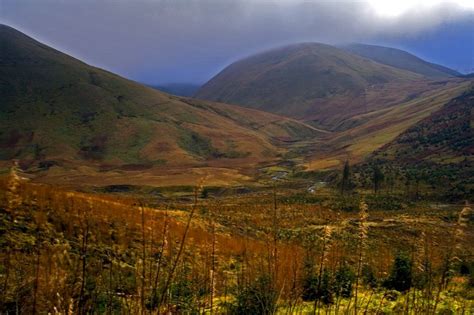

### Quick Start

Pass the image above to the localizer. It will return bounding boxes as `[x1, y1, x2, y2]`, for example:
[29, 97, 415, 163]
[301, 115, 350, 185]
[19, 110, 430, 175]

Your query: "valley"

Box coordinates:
[0, 20, 473, 314]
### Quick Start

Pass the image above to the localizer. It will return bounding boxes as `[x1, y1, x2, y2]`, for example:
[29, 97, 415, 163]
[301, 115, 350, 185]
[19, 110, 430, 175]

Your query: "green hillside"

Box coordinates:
[0, 24, 321, 185]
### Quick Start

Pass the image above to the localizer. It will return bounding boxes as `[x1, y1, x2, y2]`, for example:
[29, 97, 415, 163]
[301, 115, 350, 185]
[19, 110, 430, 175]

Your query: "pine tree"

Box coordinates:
[334, 264, 355, 298]
[340, 160, 351, 195]
[373, 166, 384, 195]
[383, 253, 412, 292]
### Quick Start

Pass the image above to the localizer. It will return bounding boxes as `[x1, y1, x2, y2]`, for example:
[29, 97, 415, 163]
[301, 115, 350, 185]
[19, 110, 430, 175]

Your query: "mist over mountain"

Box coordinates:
[2, 0, 472, 85]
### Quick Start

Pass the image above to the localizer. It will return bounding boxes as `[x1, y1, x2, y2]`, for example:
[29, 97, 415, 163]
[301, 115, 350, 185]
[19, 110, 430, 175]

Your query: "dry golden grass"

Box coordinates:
[1, 173, 473, 314]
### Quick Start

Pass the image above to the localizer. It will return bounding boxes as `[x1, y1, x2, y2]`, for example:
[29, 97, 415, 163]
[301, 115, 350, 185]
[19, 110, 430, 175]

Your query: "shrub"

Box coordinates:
[229, 274, 278, 315]
[334, 264, 355, 298]
[383, 253, 412, 292]
[316, 271, 334, 305]
[301, 269, 334, 305]
[365, 195, 406, 211]
[302, 273, 318, 301]
[325, 196, 360, 212]
[362, 264, 378, 288]
[169, 274, 198, 313]
[467, 262, 474, 288]
[178, 131, 221, 159]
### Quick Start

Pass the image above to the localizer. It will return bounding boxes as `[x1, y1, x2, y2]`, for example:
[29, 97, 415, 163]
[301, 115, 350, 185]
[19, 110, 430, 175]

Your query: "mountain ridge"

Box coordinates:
[195, 42, 461, 130]
[342, 43, 460, 78]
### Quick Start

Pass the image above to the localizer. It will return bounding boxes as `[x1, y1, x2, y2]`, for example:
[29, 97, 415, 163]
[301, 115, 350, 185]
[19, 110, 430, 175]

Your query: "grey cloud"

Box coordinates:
[1, 0, 472, 83]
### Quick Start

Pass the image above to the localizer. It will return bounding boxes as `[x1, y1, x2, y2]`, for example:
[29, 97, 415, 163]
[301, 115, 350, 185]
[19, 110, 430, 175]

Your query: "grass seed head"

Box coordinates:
[6, 160, 22, 212]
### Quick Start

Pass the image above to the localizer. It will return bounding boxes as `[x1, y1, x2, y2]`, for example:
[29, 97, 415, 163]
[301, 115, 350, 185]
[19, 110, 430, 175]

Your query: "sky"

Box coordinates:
[1, 0, 473, 85]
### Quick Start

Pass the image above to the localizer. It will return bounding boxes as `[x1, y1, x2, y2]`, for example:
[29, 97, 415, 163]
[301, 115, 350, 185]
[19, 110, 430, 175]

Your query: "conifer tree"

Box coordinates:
[340, 160, 351, 195]
[373, 166, 384, 195]
[383, 253, 412, 292]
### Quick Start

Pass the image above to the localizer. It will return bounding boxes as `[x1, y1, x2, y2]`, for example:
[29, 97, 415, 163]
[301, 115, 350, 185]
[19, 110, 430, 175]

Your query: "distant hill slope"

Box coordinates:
[342, 43, 460, 78]
[372, 86, 473, 164]
[0, 24, 321, 185]
[363, 86, 474, 199]
[150, 83, 201, 97]
[303, 80, 471, 170]
[195, 43, 459, 130]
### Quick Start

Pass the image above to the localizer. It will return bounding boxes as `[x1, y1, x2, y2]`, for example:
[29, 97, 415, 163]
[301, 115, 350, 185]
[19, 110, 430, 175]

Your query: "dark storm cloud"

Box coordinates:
[1, 0, 473, 83]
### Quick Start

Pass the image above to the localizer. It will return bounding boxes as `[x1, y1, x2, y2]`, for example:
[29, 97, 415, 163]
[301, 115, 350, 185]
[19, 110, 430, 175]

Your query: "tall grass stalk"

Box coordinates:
[313, 225, 333, 314]
[6, 161, 22, 214]
[354, 199, 368, 315]
[78, 201, 91, 314]
[152, 210, 169, 302]
[209, 204, 217, 314]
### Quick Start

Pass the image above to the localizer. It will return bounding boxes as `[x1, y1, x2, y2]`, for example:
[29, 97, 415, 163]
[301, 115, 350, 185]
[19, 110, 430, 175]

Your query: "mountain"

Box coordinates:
[150, 83, 201, 97]
[342, 43, 460, 78]
[0, 24, 321, 186]
[194, 43, 456, 130]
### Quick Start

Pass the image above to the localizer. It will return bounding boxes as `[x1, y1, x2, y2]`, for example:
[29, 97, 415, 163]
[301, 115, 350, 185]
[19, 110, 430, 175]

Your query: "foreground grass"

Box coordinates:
[0, 168, 472, 314]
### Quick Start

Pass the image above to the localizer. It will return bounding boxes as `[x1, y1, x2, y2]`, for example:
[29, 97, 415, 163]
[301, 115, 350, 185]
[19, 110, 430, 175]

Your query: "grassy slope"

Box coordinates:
[302, 79, 463, 130]
[305, 80, 472, 170]
[195, 43, 426, 128]
[372, 86, 474, 164]
[0, 25, 322, 186]
[355, 85, 474, 199]
[342, 43, 460, 78]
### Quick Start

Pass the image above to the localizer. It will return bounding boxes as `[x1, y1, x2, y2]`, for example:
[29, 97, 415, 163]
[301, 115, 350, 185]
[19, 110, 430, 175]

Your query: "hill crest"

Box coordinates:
[342, 43, 460, 78]
[195, 42, 435, 129]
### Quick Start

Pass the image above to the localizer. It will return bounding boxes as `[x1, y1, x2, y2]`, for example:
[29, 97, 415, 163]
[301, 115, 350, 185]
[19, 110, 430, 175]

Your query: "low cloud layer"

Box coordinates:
[1, 0, 473, 83]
